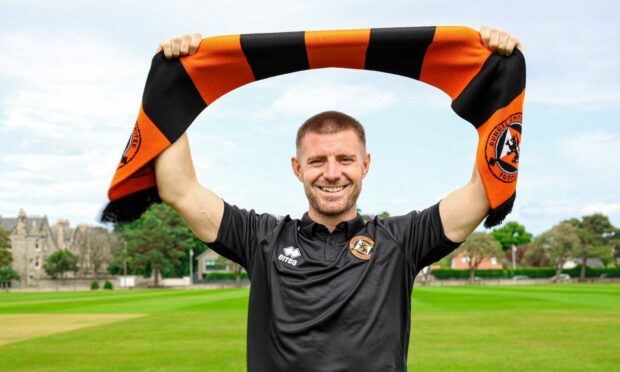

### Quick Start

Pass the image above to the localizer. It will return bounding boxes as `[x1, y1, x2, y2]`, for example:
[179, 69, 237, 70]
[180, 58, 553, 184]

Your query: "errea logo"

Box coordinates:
[278, 246, 301, 266]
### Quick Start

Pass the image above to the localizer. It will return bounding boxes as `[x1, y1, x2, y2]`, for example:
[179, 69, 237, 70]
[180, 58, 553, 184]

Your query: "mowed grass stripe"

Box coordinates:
[410, 285, 620, 371]
[410, 284, 620, 311]
[0, 288, 249, 314]
[0, 295, 249, 372]
[0, 314, 144, 346]
[0, 285, 618, 371]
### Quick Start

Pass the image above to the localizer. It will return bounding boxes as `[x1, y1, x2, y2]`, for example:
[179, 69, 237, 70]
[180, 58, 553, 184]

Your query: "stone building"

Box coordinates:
[0, 209, 75, 287]
[1, 209, 120, 287]
[451, 250, 503, 270]
[196, 249, 233, 279]
[71, 224, 117, 277]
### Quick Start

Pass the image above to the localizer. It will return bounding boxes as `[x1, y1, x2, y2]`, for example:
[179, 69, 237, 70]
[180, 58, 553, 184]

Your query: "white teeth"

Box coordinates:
[319, 186, 345, 193]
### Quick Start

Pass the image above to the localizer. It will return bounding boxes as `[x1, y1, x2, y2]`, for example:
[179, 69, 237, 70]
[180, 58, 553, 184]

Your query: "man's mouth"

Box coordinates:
[317, 185, 348, 193]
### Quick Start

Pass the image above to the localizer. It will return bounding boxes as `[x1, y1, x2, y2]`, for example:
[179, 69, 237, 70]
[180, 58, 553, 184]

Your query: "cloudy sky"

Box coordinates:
[0, 0, 618, 235]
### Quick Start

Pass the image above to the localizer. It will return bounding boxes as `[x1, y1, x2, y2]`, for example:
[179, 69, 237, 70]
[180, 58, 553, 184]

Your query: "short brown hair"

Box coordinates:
[295, 111, 366, 150]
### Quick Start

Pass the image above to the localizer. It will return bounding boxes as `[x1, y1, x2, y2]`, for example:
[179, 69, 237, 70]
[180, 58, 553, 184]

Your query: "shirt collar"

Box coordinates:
[300, 212, 365, 240]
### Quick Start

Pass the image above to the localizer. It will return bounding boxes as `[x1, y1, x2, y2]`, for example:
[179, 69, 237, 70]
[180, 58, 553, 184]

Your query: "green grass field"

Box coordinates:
[0, 284, 618, 371]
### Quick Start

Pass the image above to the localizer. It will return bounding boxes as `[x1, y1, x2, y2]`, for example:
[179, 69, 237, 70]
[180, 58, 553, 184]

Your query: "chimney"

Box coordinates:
[16, 209, 27, 236]
[55, 219, 70, 250]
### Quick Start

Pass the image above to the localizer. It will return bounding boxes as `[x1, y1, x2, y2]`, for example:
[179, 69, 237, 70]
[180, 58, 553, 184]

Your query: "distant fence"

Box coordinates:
[415, 277, 620, 286]
[429, 266, 620, 280]
[3, 273, 619, 292]
[4, 276, 153, 292]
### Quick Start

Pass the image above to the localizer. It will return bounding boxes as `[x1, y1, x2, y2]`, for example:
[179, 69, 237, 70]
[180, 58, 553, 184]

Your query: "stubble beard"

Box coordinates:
[304, 182, 362, 218]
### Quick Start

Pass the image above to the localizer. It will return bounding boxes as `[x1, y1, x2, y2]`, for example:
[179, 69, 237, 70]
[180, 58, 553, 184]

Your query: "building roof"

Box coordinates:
[0, 213, 51, 236]
[196, 249, 224, 261]
[0, 217, 18, 232]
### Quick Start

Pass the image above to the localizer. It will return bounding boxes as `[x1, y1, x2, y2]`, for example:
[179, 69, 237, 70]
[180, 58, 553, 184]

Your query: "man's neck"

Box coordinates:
[308, 207, 358, 233]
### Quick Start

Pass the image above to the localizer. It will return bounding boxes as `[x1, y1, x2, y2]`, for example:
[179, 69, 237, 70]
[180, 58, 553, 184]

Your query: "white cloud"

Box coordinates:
[581, 202, 620, 216]
[251, 75, 400, 119]
[0, 33, 149, 225]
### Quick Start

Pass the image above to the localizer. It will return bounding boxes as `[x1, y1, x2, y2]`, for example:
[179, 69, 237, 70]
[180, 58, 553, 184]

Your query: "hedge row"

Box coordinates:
[205, 272, 249, 281]
[204, 267, 620, 280]
[430, 266, 620, 279]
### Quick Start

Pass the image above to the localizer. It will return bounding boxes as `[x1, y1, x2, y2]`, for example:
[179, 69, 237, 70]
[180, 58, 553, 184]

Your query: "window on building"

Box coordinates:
[35, 239, 40, 249]
[491, 257, 497, 265]
[461, 256, 470, 263]
[35, 257, 40, 269]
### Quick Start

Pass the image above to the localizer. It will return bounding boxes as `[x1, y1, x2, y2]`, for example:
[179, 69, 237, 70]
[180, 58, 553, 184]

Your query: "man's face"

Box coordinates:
[292, 129, 371, 220]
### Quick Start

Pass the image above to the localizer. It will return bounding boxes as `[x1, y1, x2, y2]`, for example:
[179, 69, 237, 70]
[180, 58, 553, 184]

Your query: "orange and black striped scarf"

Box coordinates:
[101, 26, 526, 228]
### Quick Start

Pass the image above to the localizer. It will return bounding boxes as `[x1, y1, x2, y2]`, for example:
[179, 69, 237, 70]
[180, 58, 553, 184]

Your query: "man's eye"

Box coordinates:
[341, 158, 353, 164]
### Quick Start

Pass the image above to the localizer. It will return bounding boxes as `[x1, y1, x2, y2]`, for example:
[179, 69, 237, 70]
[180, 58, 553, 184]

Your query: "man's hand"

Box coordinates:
[479, 26, 522, 56]
[155, 33, 203, 59]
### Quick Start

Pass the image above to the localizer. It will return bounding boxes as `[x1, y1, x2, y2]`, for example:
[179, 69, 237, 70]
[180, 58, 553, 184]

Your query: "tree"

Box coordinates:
[0, 228, 12, 268]
[0, 229, 18, 286]
[611, 227, 620, 266]
[457, 232, 503, 284]
[44, 250, 78, 279]
[530, 222, 580, 281]
[491, 221, 532, 269]
[0, 266, 20, 287]
[233, 262, 243, 286]
[358, 208, 390, 222]
[73, 226, 122, 277]
[565, 214, 615, 281]
[121, 203, 194, 287]
[173, 233, 208, 278]
[522, 242, 551, 267]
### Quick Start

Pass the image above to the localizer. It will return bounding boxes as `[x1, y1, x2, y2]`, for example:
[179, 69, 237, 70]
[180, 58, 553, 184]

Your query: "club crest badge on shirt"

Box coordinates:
[349, 236, 375, 260]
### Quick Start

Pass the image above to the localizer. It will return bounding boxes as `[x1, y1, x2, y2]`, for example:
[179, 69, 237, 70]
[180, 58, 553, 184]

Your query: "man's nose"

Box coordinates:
[324, 160, 341, 180]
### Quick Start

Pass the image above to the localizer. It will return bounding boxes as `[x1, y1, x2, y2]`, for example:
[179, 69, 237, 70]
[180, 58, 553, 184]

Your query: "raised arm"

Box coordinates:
[438, 26, 522, 243]
[154, 33, 224, 243]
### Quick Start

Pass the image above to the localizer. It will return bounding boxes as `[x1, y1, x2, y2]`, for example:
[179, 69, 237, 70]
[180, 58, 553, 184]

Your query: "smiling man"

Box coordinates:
[292, 114, 369, 231]
[155, 26, 521, 372]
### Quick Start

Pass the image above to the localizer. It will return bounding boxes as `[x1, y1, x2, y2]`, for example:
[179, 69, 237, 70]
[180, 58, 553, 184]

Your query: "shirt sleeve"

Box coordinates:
[383, 200, 463, 271]
[208, 200, 280, 271]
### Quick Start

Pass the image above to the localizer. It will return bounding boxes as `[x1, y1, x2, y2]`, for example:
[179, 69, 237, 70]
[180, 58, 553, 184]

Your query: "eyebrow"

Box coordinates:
[306, 154, 358, 162]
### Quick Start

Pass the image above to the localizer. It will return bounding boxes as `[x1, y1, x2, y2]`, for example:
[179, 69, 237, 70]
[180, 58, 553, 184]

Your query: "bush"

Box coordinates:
[103, 280, 113, 290]
[205, 272, 249, 281]
[431, 269, 509, 280]
[91, 281, 99, 290]
[0, 266, 20, 284]
[430, 266, 620, 280]
[564, 266, 620, 278]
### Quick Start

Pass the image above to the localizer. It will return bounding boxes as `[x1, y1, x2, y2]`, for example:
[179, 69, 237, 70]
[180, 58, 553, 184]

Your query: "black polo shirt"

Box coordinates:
[209, 200, 462, 372]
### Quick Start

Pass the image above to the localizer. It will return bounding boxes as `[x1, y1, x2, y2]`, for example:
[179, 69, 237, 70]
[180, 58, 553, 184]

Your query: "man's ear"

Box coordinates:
[291, 156, 303, 181]
[362, 152, 371, 178]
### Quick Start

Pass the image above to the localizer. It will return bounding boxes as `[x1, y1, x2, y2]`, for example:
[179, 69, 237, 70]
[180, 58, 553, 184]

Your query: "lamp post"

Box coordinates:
[189, 249, 194, 285]
[123, 241, 128, 277]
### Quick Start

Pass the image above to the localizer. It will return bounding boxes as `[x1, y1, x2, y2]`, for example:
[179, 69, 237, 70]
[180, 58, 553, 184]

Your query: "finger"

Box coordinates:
[161, 40, 172, 59]
[498, 32, 510, 56]
[180, 34, 191, 55]
[189, 33, 202, 55]
[479, 25, 491, 48]
[488, 28, 500, 52]
[171, 37, 181, 58]
[505, 36, 518, 56]
[515, 39, 523, 52]
[155, 44, 162, 54]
